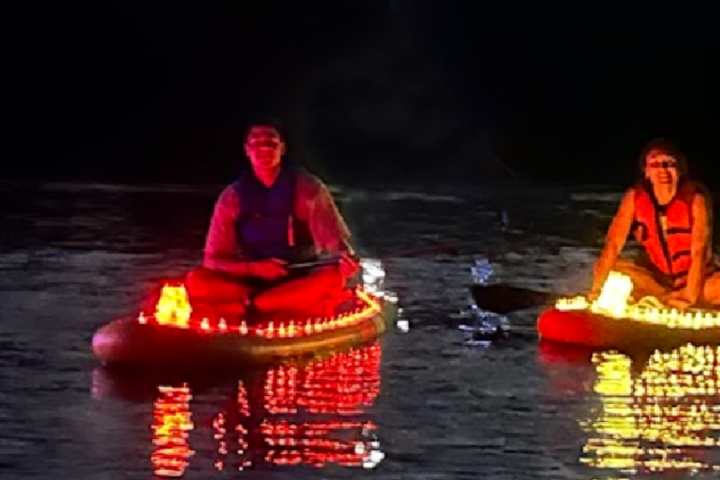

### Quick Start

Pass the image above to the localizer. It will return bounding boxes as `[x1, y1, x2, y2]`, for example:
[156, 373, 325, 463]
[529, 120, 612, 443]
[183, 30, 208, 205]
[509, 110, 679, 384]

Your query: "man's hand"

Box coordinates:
[250, 258, 288, 280]
[339, 251, 360, 279]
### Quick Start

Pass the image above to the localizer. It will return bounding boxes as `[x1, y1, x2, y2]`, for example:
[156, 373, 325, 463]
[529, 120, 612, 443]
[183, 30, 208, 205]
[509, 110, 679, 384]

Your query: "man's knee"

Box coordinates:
[252, 266, 346, 313]
[185, 267, 214, 295]
[311, 266, 345, 293]
[185, 267, 206, 284]
[185, 267, 249, 300]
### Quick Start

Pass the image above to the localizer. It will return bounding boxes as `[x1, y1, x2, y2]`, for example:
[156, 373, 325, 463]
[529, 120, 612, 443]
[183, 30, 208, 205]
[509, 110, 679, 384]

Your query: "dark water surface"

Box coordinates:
[2, 181, 720, 479]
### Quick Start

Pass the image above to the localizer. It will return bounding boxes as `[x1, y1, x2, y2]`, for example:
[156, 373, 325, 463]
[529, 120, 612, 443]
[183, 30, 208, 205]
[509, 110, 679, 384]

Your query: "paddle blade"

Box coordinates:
[470, 284, 554, 314]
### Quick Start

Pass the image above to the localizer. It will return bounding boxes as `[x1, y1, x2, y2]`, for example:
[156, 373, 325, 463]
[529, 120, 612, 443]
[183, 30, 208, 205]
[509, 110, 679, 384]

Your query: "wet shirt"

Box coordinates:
[203, 171, 351, 263]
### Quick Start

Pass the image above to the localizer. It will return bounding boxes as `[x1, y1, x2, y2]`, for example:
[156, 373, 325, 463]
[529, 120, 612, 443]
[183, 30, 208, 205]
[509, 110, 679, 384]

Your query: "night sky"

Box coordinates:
[2, 2, 718, 187]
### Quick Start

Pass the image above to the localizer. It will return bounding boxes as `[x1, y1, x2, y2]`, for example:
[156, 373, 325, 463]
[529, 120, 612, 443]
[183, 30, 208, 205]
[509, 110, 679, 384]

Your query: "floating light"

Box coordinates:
[153, 285, 192, 328]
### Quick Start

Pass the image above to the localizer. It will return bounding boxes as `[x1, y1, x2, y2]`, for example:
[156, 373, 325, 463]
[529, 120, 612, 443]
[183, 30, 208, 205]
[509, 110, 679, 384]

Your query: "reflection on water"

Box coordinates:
[2, 182, 623, 479]
[152, 385, 195, 477]
[150, 342, 384, 477]
[581, 344, 720, 476]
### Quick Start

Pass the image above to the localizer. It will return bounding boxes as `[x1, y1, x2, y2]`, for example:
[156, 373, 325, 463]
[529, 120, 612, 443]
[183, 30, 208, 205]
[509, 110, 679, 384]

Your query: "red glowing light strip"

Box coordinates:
[140, 287, 382, 339]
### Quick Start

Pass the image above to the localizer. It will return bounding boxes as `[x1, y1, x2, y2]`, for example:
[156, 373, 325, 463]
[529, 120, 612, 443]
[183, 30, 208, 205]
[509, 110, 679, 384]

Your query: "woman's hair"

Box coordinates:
[638, 138, 688, 177]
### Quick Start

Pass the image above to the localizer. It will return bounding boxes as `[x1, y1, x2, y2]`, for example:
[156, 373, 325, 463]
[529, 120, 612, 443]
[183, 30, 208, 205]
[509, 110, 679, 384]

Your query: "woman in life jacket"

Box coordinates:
[183, 122, 360, 315]
[588, 139, 720, 310]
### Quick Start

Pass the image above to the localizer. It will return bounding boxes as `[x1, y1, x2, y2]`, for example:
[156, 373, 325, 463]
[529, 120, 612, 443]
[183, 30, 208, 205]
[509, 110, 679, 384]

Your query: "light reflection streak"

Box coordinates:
[151, 384, 195, 478]
[581, 344, 720, 475]
[150, 342, 384, 476]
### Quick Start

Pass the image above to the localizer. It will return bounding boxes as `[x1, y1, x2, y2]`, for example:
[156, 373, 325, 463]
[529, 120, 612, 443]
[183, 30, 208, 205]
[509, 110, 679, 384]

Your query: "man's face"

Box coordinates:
[244, 126, 284, 171]
[645, 150, 679, 187]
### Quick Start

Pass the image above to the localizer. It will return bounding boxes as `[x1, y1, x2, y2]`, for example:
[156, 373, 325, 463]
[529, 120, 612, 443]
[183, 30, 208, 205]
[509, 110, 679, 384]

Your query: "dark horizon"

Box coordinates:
[2, 2, 718, 189]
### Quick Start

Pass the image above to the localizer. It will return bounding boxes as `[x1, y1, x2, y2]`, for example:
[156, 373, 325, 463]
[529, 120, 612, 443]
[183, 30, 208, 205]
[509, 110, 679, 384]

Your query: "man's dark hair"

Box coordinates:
[245, 115, 285, 139]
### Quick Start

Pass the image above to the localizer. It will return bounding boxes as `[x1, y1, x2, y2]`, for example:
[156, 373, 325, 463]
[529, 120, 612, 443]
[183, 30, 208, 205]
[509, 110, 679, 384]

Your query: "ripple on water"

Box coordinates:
[3, 182, 720, 479]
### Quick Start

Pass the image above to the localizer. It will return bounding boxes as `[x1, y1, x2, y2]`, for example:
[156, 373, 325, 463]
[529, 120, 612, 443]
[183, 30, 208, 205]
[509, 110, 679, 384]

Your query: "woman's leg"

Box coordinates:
[611, 258, 671, 300]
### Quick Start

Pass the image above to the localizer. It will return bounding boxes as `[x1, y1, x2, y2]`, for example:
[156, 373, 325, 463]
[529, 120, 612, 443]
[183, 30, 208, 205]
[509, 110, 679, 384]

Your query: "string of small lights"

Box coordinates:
[556, 271, 720, 329]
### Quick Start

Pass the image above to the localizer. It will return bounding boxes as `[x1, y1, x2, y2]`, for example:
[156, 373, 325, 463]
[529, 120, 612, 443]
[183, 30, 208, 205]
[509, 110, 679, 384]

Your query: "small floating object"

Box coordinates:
[459, 314, 511, 347]
[396, 319, 409, 332]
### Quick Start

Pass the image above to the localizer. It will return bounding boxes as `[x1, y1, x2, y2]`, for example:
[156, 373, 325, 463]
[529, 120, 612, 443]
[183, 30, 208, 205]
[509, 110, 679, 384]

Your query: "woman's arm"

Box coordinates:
[588, 189, 636, 298]
[683, 192, 711, 304]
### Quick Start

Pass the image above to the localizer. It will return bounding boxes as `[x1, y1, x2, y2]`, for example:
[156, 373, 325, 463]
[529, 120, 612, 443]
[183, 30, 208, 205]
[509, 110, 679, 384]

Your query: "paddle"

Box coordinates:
[469, 284, 561, 314]
[287, 242, 465, 270]
[288, 244, 567, 315]
[287, 256, 343, 270]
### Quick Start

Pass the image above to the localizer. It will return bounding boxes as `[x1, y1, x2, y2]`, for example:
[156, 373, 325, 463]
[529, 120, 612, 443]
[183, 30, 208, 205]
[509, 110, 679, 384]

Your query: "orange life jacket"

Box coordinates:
[632, 180, 702, 287]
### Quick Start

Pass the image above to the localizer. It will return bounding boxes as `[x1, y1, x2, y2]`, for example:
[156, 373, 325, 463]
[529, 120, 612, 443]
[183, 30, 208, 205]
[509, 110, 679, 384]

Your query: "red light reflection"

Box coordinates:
[151, 384, 195, 477]
[150, 342, 384, 476]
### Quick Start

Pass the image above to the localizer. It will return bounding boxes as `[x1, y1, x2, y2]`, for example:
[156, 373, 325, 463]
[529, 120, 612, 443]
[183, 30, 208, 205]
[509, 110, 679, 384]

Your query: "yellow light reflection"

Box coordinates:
[581, 345, 720, 474]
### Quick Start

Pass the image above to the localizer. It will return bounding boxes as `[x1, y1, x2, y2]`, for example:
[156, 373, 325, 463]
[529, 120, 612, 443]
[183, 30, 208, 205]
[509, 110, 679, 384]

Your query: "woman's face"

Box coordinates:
[645, 150, 680, 187]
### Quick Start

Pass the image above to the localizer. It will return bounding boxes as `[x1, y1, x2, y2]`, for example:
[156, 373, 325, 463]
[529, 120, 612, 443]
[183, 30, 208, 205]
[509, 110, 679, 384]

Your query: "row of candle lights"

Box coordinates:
[137, 285, 383, 339]
[555, 271, 720, 329]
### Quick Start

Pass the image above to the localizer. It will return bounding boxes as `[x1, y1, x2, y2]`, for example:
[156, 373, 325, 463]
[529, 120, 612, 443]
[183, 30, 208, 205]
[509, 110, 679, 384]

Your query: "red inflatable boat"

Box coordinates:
[538, 275, 720, 351]
[92, 261, 397, 369]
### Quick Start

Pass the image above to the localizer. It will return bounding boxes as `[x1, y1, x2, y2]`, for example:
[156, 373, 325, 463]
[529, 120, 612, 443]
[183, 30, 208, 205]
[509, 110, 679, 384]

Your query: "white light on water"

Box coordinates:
[361, 258, 386, 295]
[470, 257, 494, 285]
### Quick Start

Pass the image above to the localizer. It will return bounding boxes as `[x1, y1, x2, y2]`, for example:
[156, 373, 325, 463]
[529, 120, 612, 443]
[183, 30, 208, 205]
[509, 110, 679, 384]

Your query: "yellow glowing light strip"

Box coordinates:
[554, 271, 720, 329]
